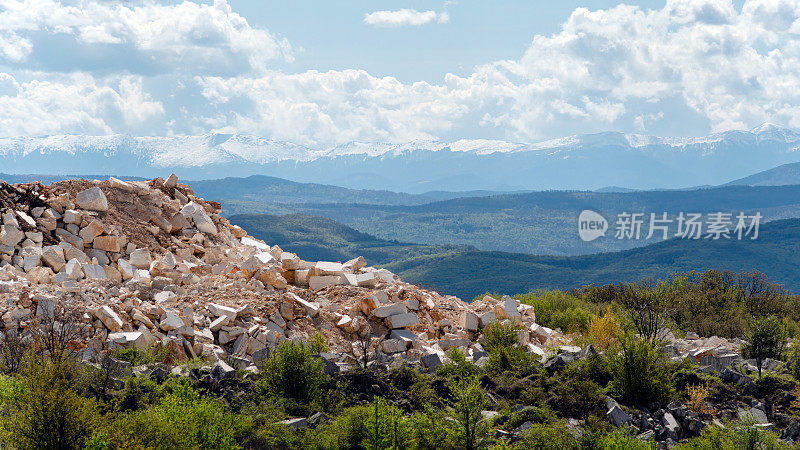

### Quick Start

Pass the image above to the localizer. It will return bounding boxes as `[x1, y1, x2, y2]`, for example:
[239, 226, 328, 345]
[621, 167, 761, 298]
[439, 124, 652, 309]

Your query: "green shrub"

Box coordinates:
[1, 362, 100, 450]
[115, 382, 239, 449]
[260, 340, 326, 403]
[517, 291, 598, 333]
[310, 404, 370, 449]
[363, 396, 412, 450]
[594, 427, 655, 449]
[788, 343, 800, 381]
[505, 405, 557, 429]
[742, 316, 786, 377]
[438, 348, 481, 379]
[449, 374, 488, 450]
[112, 347, 151, 366]
[483, 321, 521, 352]
[485, 346, 538, 377]
[515, 422, 579, 450]
[409, 406, 457, 450]
[117, 375, 159, 411]
[675, 421, 787, 450]
[610, 335, 674, 406]
[307, 332, 329, 354]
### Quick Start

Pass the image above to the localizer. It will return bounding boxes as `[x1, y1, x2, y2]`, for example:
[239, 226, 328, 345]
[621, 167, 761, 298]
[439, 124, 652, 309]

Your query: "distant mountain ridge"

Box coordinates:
[726, 161, 800, 186]
[230, 213, 800, 300]
[2, 123, 800, 192]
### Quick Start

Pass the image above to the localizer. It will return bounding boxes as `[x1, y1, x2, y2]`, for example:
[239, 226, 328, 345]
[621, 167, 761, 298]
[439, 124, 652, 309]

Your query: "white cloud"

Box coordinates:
[3, 0, 800, 145]
[189, 0, 800, 144]
[0, 0, 292, 74]
[0, 72, 163, 136]
[364, 9, 450, 27]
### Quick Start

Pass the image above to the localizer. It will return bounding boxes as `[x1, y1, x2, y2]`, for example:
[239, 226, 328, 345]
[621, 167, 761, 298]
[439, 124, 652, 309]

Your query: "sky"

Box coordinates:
[0, 0, 796, 146]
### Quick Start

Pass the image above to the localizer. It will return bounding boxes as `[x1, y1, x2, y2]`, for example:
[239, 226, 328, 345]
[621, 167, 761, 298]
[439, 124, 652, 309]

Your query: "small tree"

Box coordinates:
[31, 302, 85, 368]
[4, 361, 99, 450]
[610, 334, 673, 406]
[363, 396, 411, 450]
[741, 316, 786, 378]
[0, 329, 27, 374]
[449, 374, 487, 450]
[586, 305, 622, 351]
[260, 340, 325, 403]
[355, 324, 376, 370]
[618, 281, 669, 342]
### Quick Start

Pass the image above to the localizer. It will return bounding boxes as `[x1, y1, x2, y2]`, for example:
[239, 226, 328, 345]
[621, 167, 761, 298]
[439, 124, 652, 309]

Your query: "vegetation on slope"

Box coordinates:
[2, 271, 800, 448]
[223, 184, 800, 255]
[230, 213, 800, 300]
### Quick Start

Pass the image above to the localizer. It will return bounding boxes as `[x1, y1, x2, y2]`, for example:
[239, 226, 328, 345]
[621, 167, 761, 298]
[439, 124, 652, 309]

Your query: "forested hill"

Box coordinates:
[230, 213, 800, 300]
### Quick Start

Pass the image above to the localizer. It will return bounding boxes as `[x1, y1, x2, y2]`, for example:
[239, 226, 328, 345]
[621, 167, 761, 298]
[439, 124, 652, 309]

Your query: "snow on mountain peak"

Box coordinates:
[0, 125, 799, 171]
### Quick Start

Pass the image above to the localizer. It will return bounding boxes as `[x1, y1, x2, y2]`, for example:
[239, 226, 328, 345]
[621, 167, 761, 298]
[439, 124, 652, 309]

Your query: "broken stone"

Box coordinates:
[386, 312, 420, 329]
[460, 311, 479, 332]
[289, 293, 320, 317]
[96, 305, 124, 332]
[83, 264, 107, 280]
[129, 248, 152, 269]
[372, 302, 407, 319]
[208, 303, 238, 318]
[309, 275, 342, 291]
[0, 224, 24, 247]
[76, 187, 109, 211]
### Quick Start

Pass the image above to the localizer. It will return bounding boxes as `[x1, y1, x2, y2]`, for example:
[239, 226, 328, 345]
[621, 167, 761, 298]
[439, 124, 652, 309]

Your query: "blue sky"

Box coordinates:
[0, 0, 794, 146]
[235, 1, 672, 83]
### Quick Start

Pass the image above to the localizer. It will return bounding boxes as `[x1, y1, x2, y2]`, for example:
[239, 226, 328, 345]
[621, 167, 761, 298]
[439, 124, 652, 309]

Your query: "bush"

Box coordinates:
[586, 306, 622, 351]
[686, 383, 715, 415]
[449, 374, 488, 450]
[115, 382, 239, 449]
[610, 335, 674, 406]
[117, 375, 159, 411]
[310, 404, 370, 449]
[483, 321, 521, 352]
[676, 421, 787, 450]
[363, 396, 412, 450]
[593, 427, 654, 449]
[260, 340, 326, 403]
[504, 405, 557, 429]
[409, 406, 457, 450]
[485, 346, 537, 377]
[517, 291, 597, 333]
[789, 343, 800, 381]
[1, 362, 100, 450]
[742, 316, 786, 377]
[307, 332, 329, 354]
[515, 422, 579, 450]
[438, 348, 481, 380]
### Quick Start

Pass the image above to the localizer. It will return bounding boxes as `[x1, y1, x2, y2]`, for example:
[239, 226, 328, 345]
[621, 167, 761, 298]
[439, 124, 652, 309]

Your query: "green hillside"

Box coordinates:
[227, 184, 800, 256]
[228, 213, 471, 266]
[230, 213, 800, 300]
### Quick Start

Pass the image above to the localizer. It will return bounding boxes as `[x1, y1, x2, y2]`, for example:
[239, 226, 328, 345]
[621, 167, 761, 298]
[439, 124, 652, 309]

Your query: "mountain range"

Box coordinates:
[2, 123, 800, 192]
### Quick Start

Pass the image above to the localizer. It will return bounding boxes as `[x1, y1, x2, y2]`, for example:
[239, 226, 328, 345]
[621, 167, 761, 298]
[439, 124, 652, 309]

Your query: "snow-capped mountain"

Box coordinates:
[2, 124, 800, 192]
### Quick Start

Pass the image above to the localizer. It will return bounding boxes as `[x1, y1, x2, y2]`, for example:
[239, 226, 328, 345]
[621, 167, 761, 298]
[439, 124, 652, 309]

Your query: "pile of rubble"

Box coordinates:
[0, 176, 573, 374]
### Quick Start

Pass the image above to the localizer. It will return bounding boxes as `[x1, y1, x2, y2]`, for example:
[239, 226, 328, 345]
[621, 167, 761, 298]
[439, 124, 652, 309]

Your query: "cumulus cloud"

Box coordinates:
[3, 0, 800, 145]
[0, 72, 163, 136]
[196, 70, 466, 145]
[184, 0, 800, 144]
[0, 0, 292, 75]
[364, 9, 450, 27]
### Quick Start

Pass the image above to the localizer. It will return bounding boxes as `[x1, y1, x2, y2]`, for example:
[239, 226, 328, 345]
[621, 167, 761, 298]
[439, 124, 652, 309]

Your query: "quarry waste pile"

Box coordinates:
[0, 175, 779, 442]
[0, 175, 579, 375]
